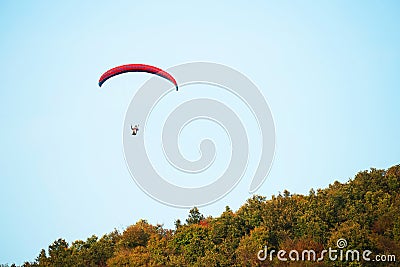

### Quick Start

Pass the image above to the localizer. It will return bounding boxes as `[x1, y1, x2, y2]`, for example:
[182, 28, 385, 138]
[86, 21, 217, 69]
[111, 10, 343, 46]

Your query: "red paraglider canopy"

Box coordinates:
[98, 64, 178, 90]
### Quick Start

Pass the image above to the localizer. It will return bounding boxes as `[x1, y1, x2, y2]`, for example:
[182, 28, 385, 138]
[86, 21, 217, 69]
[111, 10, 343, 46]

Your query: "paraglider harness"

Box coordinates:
[131, 124, 139, 135]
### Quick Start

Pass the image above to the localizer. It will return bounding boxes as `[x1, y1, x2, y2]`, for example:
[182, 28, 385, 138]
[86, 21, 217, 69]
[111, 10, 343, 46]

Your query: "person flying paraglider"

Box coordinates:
[99, 64, 178, 137]
[131, 124, 139, 135]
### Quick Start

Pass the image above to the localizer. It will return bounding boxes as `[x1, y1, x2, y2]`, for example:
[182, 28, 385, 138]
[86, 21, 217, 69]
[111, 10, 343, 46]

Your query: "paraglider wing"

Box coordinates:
[98, 64, 178, 90]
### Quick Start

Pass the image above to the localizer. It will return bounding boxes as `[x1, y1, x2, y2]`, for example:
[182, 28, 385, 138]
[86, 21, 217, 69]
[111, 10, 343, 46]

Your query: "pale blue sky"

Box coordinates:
[1, 1, 399, 264]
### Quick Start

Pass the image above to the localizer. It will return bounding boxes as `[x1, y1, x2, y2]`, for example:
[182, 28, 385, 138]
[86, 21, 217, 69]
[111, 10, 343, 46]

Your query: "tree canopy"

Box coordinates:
[10, 165, 400, 266]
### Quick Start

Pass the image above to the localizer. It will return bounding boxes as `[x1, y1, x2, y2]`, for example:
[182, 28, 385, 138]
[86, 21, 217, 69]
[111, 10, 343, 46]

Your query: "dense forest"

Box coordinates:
[5, 165, 400, 266]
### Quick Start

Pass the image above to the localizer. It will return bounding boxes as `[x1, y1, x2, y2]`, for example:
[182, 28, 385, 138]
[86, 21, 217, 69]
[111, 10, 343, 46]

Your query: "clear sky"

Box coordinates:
[1, 1, 399, 264]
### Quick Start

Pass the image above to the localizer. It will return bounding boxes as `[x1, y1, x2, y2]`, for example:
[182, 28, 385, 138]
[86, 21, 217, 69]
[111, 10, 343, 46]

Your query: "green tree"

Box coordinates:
[186, 207, 204, 225]
[47, 238, 72, 267]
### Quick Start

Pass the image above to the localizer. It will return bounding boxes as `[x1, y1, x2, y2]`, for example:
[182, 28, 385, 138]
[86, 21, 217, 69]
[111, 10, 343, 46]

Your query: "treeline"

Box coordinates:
[10, 165, 400, 266]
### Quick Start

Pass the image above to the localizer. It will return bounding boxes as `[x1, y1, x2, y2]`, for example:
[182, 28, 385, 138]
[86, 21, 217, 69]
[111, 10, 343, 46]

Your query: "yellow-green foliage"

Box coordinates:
[22, 165, 400, 267]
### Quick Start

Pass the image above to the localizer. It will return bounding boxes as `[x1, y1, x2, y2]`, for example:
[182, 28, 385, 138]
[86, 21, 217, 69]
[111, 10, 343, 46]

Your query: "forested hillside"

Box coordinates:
[9, 165, 400, 266]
